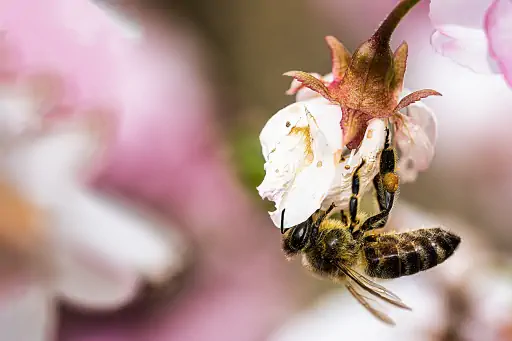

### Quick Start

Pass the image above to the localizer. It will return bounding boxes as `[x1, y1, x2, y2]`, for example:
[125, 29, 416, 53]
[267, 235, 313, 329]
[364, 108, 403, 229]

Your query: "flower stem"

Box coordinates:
[372, 0, 421, 45]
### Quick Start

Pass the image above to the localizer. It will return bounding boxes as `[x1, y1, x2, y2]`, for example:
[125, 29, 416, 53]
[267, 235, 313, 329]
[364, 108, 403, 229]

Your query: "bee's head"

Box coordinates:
[282, 219, 311, 257]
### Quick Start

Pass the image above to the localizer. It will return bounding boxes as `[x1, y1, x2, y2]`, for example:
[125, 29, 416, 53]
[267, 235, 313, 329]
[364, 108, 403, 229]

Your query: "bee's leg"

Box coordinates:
[354, 127, 398, 238]
[379, 126, 399, 202]
[348, 160, 366, 233]
[372, 173, 386, 212]
[357, 189, 395, 237]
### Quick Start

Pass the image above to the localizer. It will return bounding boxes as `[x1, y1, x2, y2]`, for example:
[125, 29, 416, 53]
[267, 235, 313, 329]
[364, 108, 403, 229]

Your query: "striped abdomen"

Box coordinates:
[362, 228, 461, 279]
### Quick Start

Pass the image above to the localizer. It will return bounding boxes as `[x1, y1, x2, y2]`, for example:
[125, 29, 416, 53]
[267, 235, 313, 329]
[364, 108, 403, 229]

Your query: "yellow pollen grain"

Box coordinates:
[383, 173, 399, 193]
[344, 164, 350, 170]
[367, 129, 373, 139]
[316, 161, 323, 168]
[289, 126, 314, 164]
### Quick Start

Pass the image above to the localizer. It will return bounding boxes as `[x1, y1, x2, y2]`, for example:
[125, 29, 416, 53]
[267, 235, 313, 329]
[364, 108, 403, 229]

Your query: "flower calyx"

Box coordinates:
[284, 0, 441, 150]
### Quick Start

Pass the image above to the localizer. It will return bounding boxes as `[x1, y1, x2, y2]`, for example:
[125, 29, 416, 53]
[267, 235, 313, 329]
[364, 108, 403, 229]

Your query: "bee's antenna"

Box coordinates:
[281, 209, 286, 234]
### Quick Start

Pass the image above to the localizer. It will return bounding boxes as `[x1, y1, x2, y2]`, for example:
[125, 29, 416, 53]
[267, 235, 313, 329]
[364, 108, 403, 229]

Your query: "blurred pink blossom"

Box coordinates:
[430, 0, 512, 87]
[0, 0, 139, 109]
[0, 0, 188, 340]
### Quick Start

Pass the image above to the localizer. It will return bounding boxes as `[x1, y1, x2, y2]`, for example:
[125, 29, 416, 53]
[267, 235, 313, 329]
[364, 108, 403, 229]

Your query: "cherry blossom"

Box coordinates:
[0, 72, 186, 341]
[430, 0, 512, 87]
[259, 0, 441, 229]
[258, 73, 437, 229]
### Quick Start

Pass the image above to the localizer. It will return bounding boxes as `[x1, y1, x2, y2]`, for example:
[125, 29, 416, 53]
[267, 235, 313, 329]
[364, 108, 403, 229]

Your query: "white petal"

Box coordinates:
[475, 271, 512, 332]
[260, 101, 310, 161]
[0, 84, 41, 143]
[270, 112, 337, 228]
[270, 277, 443, 341]
[3, 124, 99, 209]
[324, 119, 386, 208]
[52, 190, 186, 310]
[257, 133, 305, 206]
[260, 98, 341, 160]
[55, 244, 141, 310]
[259, 99, 387, 229]
[0, 280, 55, 341]
[304, 98, 343, 150]
[258, 99, 340, 207]
[429, 0, 499, 74]
[395, 91, 438, 183]
[430, 28, 499, 74]
[322, 73, 334, 83]
[54, 190, 185, 288]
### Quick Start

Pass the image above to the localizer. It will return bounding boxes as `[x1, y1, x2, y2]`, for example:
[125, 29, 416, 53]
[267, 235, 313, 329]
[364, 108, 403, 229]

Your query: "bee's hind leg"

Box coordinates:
[353, 127, 398, 239]
[348, 160, 367, 234]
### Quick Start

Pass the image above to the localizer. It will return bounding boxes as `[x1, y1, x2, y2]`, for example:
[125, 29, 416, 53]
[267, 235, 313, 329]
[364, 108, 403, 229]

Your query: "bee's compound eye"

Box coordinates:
[291, 225, 305, 242]
[289, 223, 308, 251]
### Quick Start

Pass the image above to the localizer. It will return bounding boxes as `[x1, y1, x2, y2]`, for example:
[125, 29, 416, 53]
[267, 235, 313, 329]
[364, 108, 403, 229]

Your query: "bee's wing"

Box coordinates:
[345, 283, 395, 326]
[337, 264, 411, 310]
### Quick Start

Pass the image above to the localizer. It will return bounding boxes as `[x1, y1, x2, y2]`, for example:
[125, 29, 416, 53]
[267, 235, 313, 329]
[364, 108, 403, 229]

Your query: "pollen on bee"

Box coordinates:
[383, 173, 399, 193]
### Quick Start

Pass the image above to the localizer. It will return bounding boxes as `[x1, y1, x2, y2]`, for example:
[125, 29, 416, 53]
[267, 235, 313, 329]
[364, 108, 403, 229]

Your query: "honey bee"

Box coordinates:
[280, 128, 461, 325]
